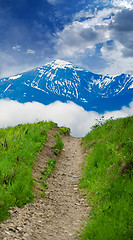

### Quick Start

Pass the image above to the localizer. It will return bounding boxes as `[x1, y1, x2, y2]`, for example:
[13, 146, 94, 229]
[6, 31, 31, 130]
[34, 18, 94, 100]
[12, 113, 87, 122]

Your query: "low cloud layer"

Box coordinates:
[0, 100, 133, 137]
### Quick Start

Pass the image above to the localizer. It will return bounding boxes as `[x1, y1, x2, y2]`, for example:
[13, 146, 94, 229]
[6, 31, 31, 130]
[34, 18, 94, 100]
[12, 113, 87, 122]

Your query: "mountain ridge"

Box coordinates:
[0, 59, 133, 113]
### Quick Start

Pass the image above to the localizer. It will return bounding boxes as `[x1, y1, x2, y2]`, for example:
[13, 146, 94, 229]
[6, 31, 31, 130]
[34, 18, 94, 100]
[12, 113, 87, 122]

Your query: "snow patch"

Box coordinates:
[128, 82, 133, 89]
[4, 84, 11, 92]
[46, 59, 73, 70]
[38, 69, 45, 78]
[102, 77, 114, 86]
[9, 75, 22, 80]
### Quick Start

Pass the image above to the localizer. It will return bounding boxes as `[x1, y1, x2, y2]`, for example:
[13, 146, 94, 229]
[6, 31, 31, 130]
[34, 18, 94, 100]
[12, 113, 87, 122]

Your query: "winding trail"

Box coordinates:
[0, 133, 88, 240]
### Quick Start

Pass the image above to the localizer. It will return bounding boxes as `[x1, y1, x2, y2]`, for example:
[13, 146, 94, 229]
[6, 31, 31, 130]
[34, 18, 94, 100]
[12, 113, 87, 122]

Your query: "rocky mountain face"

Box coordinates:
[0, 59, 133, 112]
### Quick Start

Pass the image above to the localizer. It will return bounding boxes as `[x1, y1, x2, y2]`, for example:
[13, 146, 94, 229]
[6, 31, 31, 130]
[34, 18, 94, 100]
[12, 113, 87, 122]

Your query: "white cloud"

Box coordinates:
[101, 40, 133, 75]
[112, 0, 133, 9]
[0, 100, 133, 137]
[54, 4, 133, 75]
[74, 9, 94, 21]
[26, 49, 35, 55]
[55, 8, 113, 59]
[12, 45, 21, 51]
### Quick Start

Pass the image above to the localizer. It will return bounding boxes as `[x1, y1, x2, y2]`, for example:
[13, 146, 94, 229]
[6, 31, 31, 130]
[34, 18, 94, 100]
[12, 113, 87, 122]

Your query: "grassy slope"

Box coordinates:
[80, 116, 133, 240]
[0, 121, 57, 221]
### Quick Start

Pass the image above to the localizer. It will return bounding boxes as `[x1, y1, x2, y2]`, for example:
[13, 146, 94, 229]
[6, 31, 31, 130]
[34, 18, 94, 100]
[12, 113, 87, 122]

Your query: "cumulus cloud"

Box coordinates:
[0, 100, 133, 137]
[55, 8, 113, 59]
[100, 41, 133, 75]
[54, 4, 133, 75]
[109, 9, 133, 57]
[112, 0, 133, 9]
[1, 0, 133, 78]
[98, 8, 133, 75]
[74, 9, 93, 21]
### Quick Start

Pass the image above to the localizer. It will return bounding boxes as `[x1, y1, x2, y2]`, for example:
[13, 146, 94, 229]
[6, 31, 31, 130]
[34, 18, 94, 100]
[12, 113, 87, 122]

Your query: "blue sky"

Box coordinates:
[0, 0, 133, 77]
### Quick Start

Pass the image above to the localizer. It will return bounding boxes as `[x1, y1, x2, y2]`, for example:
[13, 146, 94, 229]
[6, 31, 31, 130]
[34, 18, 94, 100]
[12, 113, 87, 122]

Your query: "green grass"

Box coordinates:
[80, 116, 133, 240]
[0, 121, 57, 221]
[40, 158, 57, 196]
[52, 127, 70, 155]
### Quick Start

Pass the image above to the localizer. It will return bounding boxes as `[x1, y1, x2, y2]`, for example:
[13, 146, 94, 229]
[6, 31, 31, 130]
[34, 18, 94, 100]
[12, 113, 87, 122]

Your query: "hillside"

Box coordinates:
[0, 121, 72, 220]
[0, 121, 87, 240]
[0, 116, 132, 239]
[80, 115, 133, 239]
[0, 59, 133, 112]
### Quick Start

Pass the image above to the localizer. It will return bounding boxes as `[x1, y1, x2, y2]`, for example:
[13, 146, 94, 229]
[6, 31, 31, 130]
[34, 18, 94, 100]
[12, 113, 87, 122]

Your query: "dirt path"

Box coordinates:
[0, 132, 88, 240]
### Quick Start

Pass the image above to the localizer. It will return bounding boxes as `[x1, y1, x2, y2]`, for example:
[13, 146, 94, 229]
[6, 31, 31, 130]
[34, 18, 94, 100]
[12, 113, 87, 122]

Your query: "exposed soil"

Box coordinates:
[0, 129, 89, 240]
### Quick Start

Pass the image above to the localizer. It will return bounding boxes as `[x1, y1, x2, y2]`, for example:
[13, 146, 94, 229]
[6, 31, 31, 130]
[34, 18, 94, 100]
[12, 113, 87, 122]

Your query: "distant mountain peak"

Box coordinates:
[0, 59, 133, 113]
[45, 59, 73, 69]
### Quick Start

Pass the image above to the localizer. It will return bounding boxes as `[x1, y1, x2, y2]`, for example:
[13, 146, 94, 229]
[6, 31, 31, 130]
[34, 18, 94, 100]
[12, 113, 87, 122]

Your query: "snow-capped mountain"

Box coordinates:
[0, 59, 133, 113]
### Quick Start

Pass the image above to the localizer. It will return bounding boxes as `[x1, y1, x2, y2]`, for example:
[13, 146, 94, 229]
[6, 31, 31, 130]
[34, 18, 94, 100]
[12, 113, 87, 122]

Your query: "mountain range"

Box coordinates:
[0, 59, 133, 113]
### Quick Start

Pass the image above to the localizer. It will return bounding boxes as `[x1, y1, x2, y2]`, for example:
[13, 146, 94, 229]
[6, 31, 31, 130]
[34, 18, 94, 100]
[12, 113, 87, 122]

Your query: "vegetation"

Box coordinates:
[40, 126, 70, 196]
[52, 127, 70, 155]
[80, 116, 133, 240]
[59, 126, 70, 136]
[40, 158, 57, 196]
[0, 121, 57, 222]
[1, 113, 132, 240]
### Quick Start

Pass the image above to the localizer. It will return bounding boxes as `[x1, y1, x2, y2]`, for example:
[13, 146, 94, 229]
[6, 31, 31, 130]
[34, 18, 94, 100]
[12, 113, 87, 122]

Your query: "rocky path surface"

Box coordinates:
[0, 132, 88, 240]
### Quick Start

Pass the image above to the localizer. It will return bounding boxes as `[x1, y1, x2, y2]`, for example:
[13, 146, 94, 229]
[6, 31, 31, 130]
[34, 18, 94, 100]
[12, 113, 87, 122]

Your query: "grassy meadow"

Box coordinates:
[80, 116, 133, 239]
[0, 114, 132, 240]
[0, 121, 57, 221]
